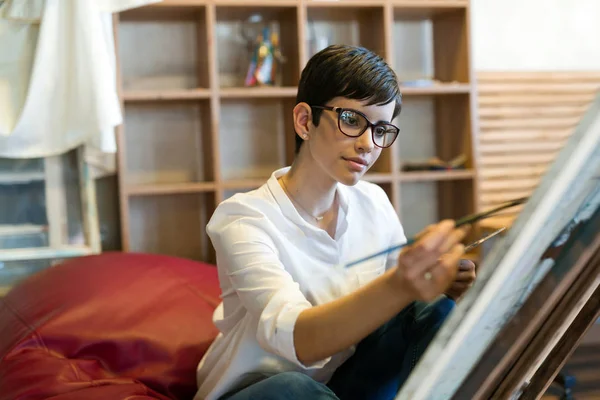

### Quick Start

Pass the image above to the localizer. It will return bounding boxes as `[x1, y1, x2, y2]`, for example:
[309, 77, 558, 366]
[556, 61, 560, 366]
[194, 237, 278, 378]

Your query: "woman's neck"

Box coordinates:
[281, 152, 338, 219]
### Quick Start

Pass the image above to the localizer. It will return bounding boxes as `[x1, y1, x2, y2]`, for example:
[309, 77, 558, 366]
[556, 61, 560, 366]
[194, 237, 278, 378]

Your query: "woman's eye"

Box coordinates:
[374, 126, 387, 136]
[340, 112, 359, 126]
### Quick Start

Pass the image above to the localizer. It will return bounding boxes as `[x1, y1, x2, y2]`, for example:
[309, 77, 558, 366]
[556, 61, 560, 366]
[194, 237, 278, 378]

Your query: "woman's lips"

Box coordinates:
[343, 157, 368, 172]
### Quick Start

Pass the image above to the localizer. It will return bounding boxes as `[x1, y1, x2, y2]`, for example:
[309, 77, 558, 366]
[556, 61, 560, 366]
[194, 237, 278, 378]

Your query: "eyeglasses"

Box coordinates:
[311, 105, 400, 148]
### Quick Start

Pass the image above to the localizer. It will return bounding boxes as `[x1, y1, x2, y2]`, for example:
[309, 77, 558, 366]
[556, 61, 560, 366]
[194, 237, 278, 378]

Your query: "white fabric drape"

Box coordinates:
[0, 0, 160, 175]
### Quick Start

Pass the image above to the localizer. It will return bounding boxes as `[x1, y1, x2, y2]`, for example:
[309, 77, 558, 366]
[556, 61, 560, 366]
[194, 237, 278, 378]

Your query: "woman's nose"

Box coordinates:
[355, 127, 375, 152]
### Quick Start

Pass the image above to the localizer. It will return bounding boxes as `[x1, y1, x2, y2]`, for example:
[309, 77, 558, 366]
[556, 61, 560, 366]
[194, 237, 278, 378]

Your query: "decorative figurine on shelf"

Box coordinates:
[244, 27, 285, 87]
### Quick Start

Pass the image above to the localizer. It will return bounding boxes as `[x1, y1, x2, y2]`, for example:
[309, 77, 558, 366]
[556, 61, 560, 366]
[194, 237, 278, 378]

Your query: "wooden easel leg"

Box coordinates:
[520, 286, 600, 400]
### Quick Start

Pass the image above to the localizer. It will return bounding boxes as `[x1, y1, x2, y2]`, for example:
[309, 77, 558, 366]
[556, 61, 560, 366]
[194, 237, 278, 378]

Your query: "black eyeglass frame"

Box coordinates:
[311, 105, 400, 148]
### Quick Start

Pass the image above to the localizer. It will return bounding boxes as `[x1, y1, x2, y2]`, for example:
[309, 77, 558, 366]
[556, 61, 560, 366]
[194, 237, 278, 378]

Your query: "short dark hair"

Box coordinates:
[294, 44, 402, 154]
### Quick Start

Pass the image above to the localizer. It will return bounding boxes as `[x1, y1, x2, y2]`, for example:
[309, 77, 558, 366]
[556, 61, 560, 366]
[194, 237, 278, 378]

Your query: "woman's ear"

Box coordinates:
[293, 102, 312, 140]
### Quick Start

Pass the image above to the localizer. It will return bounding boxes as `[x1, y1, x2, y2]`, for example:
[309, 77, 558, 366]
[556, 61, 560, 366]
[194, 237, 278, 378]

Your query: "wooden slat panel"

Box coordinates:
[476, 71, 600, 220]
[480, 141, 568, 154]
[479, 153, 558, 166]
[477, 71, 600, 82]
[479, 95, 596, 107]
[481, 190, 534, 205]
[480, 178, 540, 192]
[480, 118, 580, 130]
[480, 130, 572, 142]
[479, 165, 548, 179]
[478, 82, 600, 94]
[478, 105, 590, 119]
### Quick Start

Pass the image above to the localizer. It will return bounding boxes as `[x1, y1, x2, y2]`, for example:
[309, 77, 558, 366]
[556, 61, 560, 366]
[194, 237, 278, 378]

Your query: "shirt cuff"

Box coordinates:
[274, 302, 332, 370]
[257, 290, 332, 370]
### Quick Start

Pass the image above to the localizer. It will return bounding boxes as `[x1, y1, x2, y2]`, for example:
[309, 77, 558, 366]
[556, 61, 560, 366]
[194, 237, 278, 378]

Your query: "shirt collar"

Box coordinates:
[266, 167, 350, 238]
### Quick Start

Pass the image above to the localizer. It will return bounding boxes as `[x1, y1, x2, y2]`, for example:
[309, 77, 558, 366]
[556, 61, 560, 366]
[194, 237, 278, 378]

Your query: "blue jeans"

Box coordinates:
[222, 296, 455, 400]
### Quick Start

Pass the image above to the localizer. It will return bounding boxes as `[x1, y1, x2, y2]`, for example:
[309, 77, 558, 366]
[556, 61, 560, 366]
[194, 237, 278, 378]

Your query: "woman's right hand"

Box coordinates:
[394, 220, 470, 302]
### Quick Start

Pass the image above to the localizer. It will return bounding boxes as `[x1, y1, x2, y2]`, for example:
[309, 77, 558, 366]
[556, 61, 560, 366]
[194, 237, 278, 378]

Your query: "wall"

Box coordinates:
[472, 0, 600, 71]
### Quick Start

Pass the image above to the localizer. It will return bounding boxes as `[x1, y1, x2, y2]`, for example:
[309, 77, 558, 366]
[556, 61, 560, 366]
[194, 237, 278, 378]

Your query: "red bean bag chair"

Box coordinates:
[0, 252, 221, 400]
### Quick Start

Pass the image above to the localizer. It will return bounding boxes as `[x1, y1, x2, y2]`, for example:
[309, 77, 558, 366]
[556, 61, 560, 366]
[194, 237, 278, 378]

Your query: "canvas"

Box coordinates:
[395, 93, 600, 400]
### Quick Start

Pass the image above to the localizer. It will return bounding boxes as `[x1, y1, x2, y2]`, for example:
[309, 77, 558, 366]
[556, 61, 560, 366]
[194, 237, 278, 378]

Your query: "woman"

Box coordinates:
[194, 45, 476, 400]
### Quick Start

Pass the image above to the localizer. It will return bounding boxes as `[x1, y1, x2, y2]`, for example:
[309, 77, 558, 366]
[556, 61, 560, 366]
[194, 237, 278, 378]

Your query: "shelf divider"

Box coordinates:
[206, 3, 224, 205]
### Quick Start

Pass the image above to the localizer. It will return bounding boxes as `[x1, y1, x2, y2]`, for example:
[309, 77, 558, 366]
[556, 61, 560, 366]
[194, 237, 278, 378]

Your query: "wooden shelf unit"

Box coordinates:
[114, 0, 479, 263]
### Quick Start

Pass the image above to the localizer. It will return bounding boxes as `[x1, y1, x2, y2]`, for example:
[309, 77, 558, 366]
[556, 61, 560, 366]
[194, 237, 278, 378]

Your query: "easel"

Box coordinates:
[395, 92, 600, 400]
[0, 146, 101, 295]
[452, 207, 600, 399]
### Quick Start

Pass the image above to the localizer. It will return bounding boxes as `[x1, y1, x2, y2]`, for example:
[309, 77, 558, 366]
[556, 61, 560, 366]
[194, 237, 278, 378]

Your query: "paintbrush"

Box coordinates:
[454, 197, 528, 227]
[345, 197, 527, 268]
[464, 227, 506, 252]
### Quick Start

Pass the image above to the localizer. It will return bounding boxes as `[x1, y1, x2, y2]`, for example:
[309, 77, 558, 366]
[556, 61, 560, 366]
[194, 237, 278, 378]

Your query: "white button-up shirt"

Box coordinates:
[195, 167, 407, 400]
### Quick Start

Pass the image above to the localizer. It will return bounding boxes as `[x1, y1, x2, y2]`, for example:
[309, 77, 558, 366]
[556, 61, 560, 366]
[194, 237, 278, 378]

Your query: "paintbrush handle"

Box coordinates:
[455, 197, 527, 227]
[345, 236, 480, 269]
[345, 238, 415, 268]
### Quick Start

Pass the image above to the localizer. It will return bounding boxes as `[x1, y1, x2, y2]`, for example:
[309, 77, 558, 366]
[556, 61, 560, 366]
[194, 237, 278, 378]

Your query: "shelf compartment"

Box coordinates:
[306, 5, 386, 60]
[395, 94, 474, 174]
[129, 193, 216, 262]
[123, 100, 214, 186]
[393, 6, 469, 84]
[215, 6, 300, 88]
[118, 5, 209, 91]
[399, 179, 474, 238]
[219, 98, 291, 181]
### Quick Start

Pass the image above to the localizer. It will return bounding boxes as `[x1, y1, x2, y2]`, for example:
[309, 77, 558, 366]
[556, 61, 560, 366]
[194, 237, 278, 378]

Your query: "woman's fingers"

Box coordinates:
[454, 270, 476, 282]
[439, 243, 465, 275]
[401, 220, 457, 272]
[413, 222, 440, 240]
[454, 259, 476, 282]
[450, 282, 472, 291]
[416, 220, 455, 252]
[395, 220, 472, 302]
[439, 225, 471, 254]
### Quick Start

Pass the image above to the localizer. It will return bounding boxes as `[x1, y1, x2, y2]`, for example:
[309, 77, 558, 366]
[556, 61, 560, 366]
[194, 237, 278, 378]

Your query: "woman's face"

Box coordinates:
[294, 97, 397, 186]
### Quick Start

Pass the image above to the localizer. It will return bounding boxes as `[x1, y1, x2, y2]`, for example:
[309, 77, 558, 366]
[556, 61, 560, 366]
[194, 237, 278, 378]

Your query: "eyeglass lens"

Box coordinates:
[339, 109, 398, 148]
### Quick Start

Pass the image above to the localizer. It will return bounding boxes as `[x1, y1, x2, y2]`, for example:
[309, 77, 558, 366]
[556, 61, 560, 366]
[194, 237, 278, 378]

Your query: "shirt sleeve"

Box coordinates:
[207, 216, 331, 370]
[385, 213, 407, 270]
[375, 189, 407, 271]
